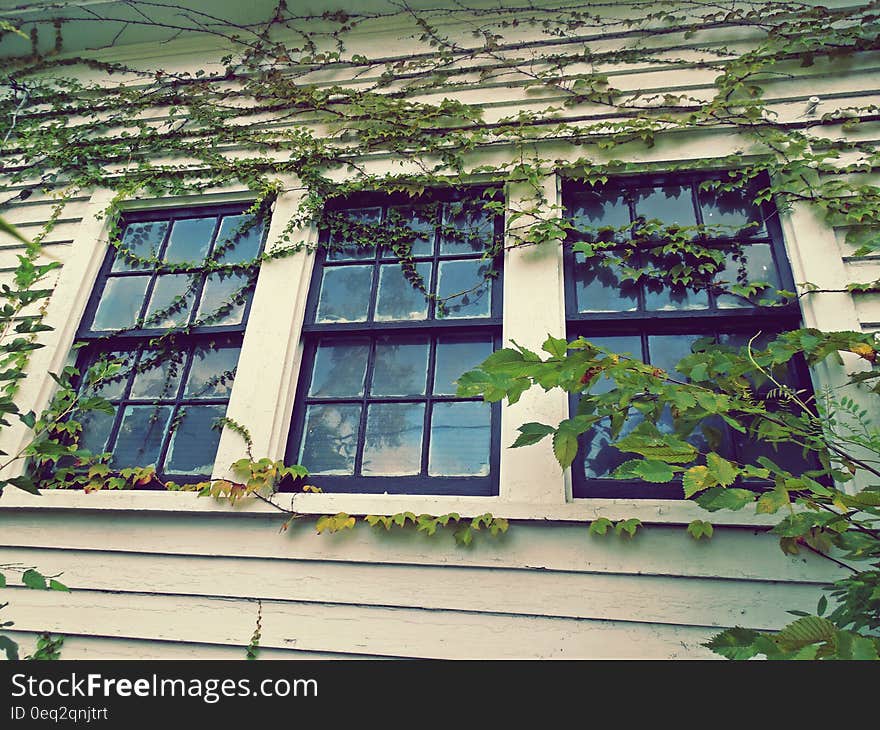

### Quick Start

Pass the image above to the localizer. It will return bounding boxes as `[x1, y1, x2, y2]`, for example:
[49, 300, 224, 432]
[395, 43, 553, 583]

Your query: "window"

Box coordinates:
[72, 203, 267, 482]
[562, 173, 810, 498]
[285, 191, 503, 495]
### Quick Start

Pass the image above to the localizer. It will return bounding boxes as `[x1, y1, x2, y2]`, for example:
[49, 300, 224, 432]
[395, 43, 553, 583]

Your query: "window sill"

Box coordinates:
[0, 488, 782, 527]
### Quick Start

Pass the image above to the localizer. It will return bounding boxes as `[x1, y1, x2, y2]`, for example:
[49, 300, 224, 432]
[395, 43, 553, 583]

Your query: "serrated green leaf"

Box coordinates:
[542, 335, 569, 359]
[694, 486, 756, 511]
[756, 486, 790, 514]
[773, 616, 836, 652]
[22, 569, 47, 590]
[552, 426, 579, 469]
[683, 465, 713, 498]
[706, 452, 738, 486]
[510, 422, 555, 448]
[703, 627, 762, 659]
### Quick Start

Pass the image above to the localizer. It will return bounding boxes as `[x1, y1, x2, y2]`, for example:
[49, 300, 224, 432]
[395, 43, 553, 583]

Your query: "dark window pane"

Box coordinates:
[82, 350, 136, 400]
[375, 262, 431, 321]
[715, 244, 781, 309]
[583, 409, 645, 478]
[568, 188, 630, 241]
[428, 401, 491, 476]
[196, 271, 252, 326]
[315, 265, 372, 323]
[698, 185, 765, 238]
[144, 274, 198, 328]
[327, 208, 382, 261]
[185, 345, 241, 399]
[386, 206, 435, 257]
[309, 339, 369, 397]
[633, 185, 697, 232]
[76, 408, 116, 455]
[371, 336, 429, 396]
[647, 334, 705, 376]
[163, 217, 216, 263]
[112, 221, 168, 271]
[573, 252, 639, 312]
[362, 403, 424, 476]
[644, 280, 709, 311]
[437, 260, 491, 319]
[129, 349, 185, 400]
[299, 404, 361, 475]
[163, 404, 226, 476]
[214, 215, 264, 264]
[110, 405, 172, 469]
[440, 202, 494, 255]
[434, 337, 494, 395]
[90, 276, 150, 331]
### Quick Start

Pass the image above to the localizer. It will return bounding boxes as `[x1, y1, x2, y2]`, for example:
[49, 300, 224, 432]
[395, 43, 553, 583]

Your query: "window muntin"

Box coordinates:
[287, 194, 502, 496]
[74, 204, 267, 482]
[563, 174, 808, 499]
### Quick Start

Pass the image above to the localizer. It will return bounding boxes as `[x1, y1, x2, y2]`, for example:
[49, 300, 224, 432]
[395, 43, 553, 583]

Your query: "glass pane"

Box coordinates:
[184, 345, 241, 398]
[309, 339, 369, 397]
[196, 271, 252, 326]
[583, 408, 644, 478]
[163, 404, 226, 475]
[568, 188, 630, 241]
[386, 206, 435, 257]
[440, 202, 494, 255]
[129, 349, 185, 399]
[698, 184, 765, 237]
[214, 215, 264, 264]
[434, 338, 493, 395]
[163, 217, 216, 263]
[437, 259, 491, 319]
[428, 401, 491, 476]
[89, 276, 150, 331]
[299, 404, 361, 475]
[76, 407, 116, 455]
[375, 262, 431, 321]
[327, 208, 382, 261]
[371, 336, 429, 396]
[112, 221, 168, 271]
[715, 244, 781, 308]
[143, 274, 198, 328]
[82, 350, 136, 400]
[315, 265, 372, 323]
[110, 405, 172, 468]
[633, 185, 697, 233]
[574, 252, 639, 312]
[647, 334, 705, 376]
[644, 281, 709, 311]
[362, 403, 424, 476]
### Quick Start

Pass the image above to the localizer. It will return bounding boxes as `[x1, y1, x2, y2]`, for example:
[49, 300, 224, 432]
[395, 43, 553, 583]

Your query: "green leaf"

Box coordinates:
[0, 572, 5, 587]
[687, 519, 714, 540]
[773, 616, 836, 653]
[510, 422, 555, 448]
[8, 475, 39, 495]
[22, 569, 47, 590]
[706, 453, 738, 486]
[0, 635, 19, 661]
[588, 517, 613, 536]
[614, 518, 641, 538]
[756, 486, 790, 514]
[630, 459, 675, 483]
[682, 465, 713, 497]
[694, 486, 756, 512]
[703, 627, 762, 659]
[552, 426, 579, 469]
[541, 335, 569, 359]
[49, 579, 69, 592]
[816, 595, 827, 616]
